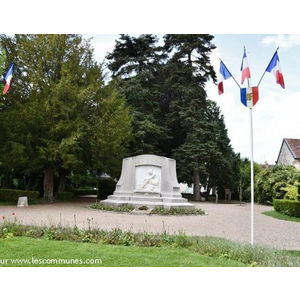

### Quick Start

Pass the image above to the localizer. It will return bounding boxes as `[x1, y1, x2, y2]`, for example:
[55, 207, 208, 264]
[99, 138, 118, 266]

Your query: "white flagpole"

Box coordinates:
[249, 107, 254, 245]
[246, 48, 254, 245]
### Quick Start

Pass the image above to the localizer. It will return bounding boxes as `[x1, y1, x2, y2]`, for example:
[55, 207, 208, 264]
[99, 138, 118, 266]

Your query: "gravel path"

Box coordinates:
[1, 199, 300, 250]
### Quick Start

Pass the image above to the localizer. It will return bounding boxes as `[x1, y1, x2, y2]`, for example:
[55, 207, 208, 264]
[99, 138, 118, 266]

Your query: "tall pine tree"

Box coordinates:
[106, 34, 167, 155]
[162, 34, 217, 200]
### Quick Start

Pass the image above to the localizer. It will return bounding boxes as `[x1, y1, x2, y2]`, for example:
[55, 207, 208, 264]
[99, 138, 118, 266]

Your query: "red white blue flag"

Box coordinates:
[240, 86, 259, 108]
[266, 51, 285, 89]
[240, 48, 251, 84]
[218, 60, 232, 95]
[3, 63, 14, 95]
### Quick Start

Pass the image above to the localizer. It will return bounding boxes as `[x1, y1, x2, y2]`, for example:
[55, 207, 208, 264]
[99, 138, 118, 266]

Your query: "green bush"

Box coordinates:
[97, 178, 116, 199]
[273, 199, 300, 217]
[0, 189, 40, 204]
[150, 207, 205, 215]
[55, 192, 75, 202]
[255, 166, 300, 204]
[90, 203, 135, 213]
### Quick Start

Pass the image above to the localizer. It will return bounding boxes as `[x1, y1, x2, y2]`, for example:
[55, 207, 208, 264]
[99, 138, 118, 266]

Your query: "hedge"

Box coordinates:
[0, 189, 40, 204]
[273, 199, 300, 218]
[55, 192, 75, 202]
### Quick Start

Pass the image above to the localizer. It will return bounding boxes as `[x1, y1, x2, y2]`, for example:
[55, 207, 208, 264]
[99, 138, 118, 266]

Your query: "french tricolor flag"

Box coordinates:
[266, 51, 285, 89]
[240, 48, 251, 84]
[3, 63, 14, 95]
[240, 86, 259, 108]
[218, 60, 232, 95]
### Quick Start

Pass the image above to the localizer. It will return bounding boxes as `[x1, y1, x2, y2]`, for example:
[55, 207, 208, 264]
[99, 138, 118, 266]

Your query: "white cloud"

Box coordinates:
[262, 34, 300, 50]
[92, 41, 116, 63]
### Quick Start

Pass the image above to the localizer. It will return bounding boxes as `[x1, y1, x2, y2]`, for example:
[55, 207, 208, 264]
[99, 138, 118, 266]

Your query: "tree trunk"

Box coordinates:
[193, 168, 201, 201]
[43, 167, 55, 202]
[58, 169, 67, 192]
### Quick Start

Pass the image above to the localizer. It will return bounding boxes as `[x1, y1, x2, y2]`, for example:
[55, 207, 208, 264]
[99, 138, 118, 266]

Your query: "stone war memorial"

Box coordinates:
[101, 154, 194, 209]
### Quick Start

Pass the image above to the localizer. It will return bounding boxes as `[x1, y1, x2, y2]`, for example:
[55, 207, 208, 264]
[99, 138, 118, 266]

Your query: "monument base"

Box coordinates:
[101, 194, 195, 210]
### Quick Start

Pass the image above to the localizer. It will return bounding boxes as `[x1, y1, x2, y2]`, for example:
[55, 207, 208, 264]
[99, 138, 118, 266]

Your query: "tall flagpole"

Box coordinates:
[246, 48, 254, 246]
[220, 47, 285, 246]
[249, 107, 254, 245]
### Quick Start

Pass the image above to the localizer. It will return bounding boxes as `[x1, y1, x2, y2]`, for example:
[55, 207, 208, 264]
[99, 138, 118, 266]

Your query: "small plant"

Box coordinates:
[150, 207, 205, 216]
[90, 203, 135, 213]
[138, 205, 148, 211]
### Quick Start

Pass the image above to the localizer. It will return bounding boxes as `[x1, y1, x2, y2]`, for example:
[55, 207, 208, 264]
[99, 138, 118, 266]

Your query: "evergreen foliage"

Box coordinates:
[107, 34, 240, 199]
[0, 34, 132, 201]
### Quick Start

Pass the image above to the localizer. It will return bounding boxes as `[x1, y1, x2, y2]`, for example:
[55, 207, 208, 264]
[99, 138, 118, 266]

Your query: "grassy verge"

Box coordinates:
[262, 210, 300, 223]
[1, 221, 300, 267]
[0, 237, 245, 267]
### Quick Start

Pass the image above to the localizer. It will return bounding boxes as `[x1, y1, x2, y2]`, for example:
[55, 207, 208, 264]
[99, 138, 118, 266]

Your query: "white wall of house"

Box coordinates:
[277, 141, 300, 170]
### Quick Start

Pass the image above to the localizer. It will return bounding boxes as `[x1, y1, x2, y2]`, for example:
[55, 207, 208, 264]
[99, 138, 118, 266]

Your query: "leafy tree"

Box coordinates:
[0, 34, 132, 201]
[255, 165, 300, 203]
[239, 158, 263, 201]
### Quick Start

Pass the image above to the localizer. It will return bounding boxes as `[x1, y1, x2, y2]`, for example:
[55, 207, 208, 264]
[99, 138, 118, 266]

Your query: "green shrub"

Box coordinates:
[150, 206, 205, 215]
[273, 199, 300, 217]
[97, 178, 116, 199]
[90, 203, 134, 213]
[255, 166, 300, 204]
[0, 189, 40, 204]
[55, 192, 75, 202]
[281, 183, 299, 200]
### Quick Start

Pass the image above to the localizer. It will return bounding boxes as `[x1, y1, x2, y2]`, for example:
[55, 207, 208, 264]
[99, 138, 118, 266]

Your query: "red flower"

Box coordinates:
[11, 213, 15, 216]
[1, 216, 5, 220]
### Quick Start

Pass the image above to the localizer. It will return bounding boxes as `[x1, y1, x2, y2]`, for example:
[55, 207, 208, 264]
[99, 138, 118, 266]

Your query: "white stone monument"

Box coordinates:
[101, 154, 194, 209]
[17, 196, 28, 207]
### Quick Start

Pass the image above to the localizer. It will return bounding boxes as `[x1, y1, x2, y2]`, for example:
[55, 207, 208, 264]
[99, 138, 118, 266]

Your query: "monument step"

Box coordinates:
[100, 199, 194, 209]
[106, 195, 188, 203]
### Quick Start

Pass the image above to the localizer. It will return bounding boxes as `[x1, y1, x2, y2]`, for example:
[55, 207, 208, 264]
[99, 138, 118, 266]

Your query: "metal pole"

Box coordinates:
[249, 107, 254, 245]
[219, 58, 241, 89]
[246, 48, 254, 245]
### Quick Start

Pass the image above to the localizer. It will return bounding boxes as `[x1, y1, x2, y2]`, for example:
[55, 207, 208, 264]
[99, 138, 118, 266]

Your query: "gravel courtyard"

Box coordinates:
[1, 199, 300, 250]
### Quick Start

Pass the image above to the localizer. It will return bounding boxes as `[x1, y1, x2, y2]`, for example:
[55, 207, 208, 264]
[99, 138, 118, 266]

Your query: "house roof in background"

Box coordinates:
[284, 138, 300, 159]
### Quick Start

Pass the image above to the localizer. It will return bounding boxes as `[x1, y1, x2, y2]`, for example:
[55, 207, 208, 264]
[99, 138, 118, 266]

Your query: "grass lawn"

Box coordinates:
[262, 210, 300, 223]
[0, 236, 246, 267]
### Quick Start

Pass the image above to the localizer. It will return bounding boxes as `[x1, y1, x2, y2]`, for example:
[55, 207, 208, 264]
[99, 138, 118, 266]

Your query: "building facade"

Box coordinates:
[276, 138, 300, 170]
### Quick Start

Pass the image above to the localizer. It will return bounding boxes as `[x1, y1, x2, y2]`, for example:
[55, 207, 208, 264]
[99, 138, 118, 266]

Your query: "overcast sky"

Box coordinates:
[85, 34, 299, 164]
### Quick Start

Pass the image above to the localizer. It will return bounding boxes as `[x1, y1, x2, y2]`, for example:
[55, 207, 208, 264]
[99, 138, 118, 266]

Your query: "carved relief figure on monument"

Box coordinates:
[139, 169, 160, 192]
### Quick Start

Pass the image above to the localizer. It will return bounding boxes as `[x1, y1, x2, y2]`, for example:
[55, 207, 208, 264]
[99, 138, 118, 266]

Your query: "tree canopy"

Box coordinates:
[0, 34, 132, 201]
[0, 34, 242, 202]
[107, 34, 240, 200]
